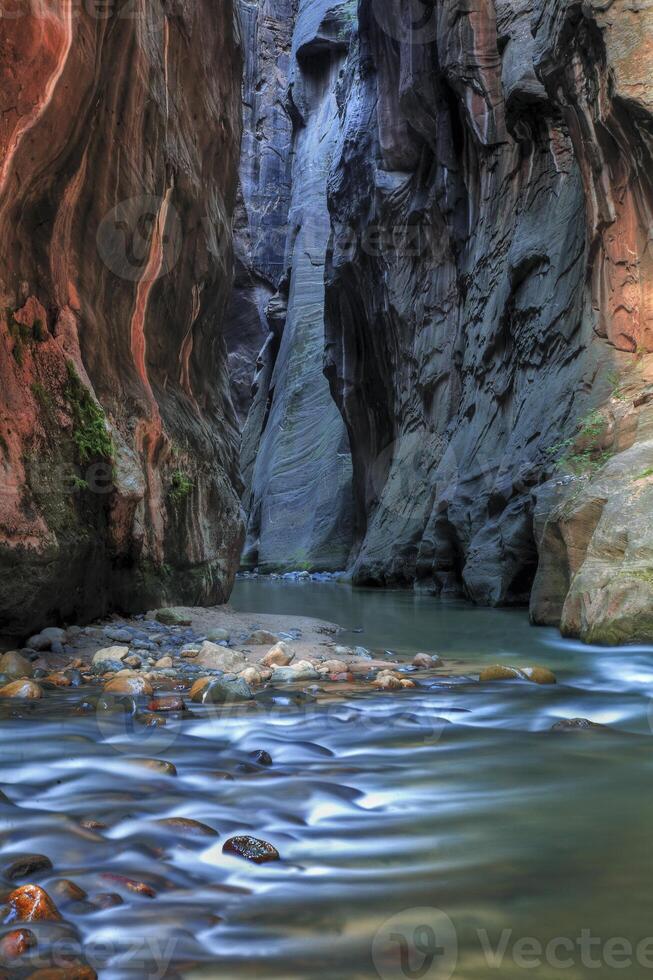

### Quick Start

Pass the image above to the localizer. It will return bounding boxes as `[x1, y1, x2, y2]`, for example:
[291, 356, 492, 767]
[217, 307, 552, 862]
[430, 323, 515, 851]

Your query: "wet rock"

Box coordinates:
[50, 880, 87, 903]
[26, 628, 67, 652]
[0, 927, 37, 959]
[249, 750, 272, 767]
[206, 628, 230, 643]
[103, 627, 133, 643]
[194, 642, 248, 673]
[6, 885, 61, 921]
[102, 676, 153, 696]
[271, 664, 319, 682]
[0, 680, 43, 699]
[245, 630, 279, 645]
[192, 677, 253, 704]
[127, 758, 177, 777]
[100, 873, 156, 898]
[92, 892, 123, 909]
[399, 679, 417, 689]
[155, 609, 191, 627]
[0, 652, 32, 679]
[479, 665, 523, 682]
[42, 673, 72, 689]
[551, 718, 608, 732]
[154, 656, 173, 669]
[320, 659, 348, 674]
[239, 667, 265, 686]
[92, 647, 129, 666]
[521, 667, 557, 685]
[479, 665, 557, 684]
[372, 673, 402, 690]
[155, 818, 218, 837]
[147, 696, 185, 712]
[2, 854, 52, 881]
[413, 653, 443, 669]
[222, 836, 279, 863]
[26, 963, 97, 978]
[261, 642, 294, 667]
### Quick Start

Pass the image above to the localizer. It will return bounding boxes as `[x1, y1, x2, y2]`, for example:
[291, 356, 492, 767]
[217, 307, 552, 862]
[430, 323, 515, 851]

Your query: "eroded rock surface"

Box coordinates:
[233, 0, 355, 572]
[0, 0, 244, 637]
[323, 0, 653, 640]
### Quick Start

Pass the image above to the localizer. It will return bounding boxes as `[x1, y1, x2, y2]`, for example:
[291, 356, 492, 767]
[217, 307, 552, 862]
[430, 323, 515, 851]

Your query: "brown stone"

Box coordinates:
[7, 885, 61, 922]
[51, 879, 88, 902]
[99, 873, 156, 898]
[0, 652, 33, 679]
[127, 758, 177, 776]
[261, 642, 294, 667]
[413, 653, 443, 668]
[155, 818, 218, 837]
[103, 676, 152, 696]
[222, 836, 280, 863]
[0, 928, 37, 959]
[147, 696, 185, 712]
[478, 665, 523, 682]
[3, 854, 52, 881]
[0, 679, 42, 699]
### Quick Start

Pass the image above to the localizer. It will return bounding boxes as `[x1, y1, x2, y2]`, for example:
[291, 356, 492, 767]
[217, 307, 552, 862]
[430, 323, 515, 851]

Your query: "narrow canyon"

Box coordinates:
[1, 0, 652, 644]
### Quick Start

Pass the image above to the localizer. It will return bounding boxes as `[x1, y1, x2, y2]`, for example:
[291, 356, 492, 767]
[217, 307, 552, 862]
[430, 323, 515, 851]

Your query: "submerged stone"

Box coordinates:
[222, 836, 280, 863]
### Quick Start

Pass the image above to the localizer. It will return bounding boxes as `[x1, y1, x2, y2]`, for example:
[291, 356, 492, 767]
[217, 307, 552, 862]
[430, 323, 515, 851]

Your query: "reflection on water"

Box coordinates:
[1, 582, 653, 978]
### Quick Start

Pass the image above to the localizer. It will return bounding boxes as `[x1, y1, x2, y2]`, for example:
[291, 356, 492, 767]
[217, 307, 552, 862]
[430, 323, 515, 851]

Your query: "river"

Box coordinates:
[1, 580, 653, 978]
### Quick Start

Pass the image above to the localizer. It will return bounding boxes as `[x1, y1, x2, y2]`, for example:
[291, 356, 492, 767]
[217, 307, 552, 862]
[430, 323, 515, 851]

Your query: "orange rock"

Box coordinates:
[0, 927, 37, 958]
[99, 873, 156, 898]
[43, 673, 71, 688]
[147, 696, 185, 712]
[7, 884, 61, 922]
[189, 677, 211, 699]
[103, 676, 152, 696]
[155, 817, 218, 837]
[0, 679, 42, 699]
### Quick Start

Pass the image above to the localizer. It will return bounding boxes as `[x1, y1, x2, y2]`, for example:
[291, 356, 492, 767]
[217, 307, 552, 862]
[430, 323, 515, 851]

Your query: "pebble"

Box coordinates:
[3, 853, 53, 881]
[155, 818, 218, 837]
[261, 642, 294, 667]
[51, 879, 88, 902]
[92, 646, 129, 666]
[25, 627, 67, 651]
[194, 642, 248, 673]
[7, 884, 62, 921]
[272, 664, 319, 682]
[192, 677, 253, 704]
[103, 676, 153, 696]
[0, 928, 37, 959]
[551, 718, 607, 732]
[245, 630, 280, 645]
[206, 628, 230, 643]
[154, 656, 173, 669]
[413, 653, 443, 668]
[100, 872, 156, 898]
[124, 655, 142, 669]
[240, 667, 265, 685]
[0, 679, 43, 699]
[0, 651, 33, 678]
[249, 750, 272, 767]
[103, 627, 133, 643]
[147, 695, 185, 712]
[155, 608, 191, 626]
[222, 836, 280, 863]
[127, 758, 177, 777]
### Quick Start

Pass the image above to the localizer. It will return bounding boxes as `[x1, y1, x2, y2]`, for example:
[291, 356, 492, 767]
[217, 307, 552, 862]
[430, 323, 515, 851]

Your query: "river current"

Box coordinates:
[1, 580, 653, 979]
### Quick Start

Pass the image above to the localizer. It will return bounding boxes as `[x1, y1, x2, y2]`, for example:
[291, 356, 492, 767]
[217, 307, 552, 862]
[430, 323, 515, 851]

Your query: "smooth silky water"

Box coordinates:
[2, 581, 653, 979]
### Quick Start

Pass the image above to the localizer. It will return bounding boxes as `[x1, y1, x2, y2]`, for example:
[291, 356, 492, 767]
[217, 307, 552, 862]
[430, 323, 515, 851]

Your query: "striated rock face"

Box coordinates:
[324, 0, 653, 640]
[0, 0, 244, 638]
[235, 0, 355, 572]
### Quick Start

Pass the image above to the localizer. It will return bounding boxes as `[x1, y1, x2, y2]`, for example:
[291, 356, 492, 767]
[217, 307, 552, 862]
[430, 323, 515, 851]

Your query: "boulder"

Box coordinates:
[0, 651, 33, 678]
[261, 642, 294, 667]
[413, 653, 443, 668]
[7, 884, 61, 921]
[194, 642, 248, 673]
[206, 627, 230, 643]
[272, 664, 319, 682]
[103, 676, 153, 696]
[92, 646, 129, 666]
[192, 677, 253, 704]
[245, 630, 279, 645]
[0, 679, 43, 699]
[155, 608, 192, 627]
[26, 627, 67, 651]
[3, 853, 53, 881]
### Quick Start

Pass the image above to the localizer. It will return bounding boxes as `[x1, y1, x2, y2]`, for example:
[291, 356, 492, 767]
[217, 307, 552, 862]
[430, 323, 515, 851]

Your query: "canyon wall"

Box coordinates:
[0, 0, 244, 637]
[324, 0, 653, 641]
[234, 0, 355, 572]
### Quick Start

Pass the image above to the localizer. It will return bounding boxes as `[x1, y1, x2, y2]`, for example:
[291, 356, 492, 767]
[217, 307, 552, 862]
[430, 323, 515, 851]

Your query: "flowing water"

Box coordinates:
[2, 581, 653, 979]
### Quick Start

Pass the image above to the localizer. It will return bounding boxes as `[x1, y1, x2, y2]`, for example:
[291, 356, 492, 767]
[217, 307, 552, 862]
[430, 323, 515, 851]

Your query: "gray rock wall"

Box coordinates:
[237, 0, 355, 572]
[323, 0, 653, 639]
